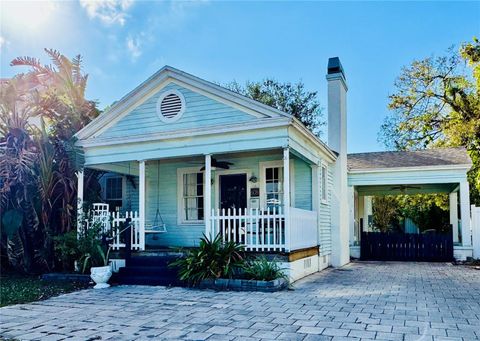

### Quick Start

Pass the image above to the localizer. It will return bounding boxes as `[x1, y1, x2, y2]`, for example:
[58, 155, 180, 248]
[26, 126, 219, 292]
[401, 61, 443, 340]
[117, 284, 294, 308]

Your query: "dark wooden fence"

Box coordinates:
[360, 231, 453, 262]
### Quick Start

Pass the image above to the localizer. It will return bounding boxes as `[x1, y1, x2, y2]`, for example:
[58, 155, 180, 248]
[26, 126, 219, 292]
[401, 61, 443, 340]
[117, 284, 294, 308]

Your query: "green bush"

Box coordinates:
[54, 222, 110, 274]
[170, 234, 245, 285]
[243, 256, 287, 282]
[54, 231, 80, 271]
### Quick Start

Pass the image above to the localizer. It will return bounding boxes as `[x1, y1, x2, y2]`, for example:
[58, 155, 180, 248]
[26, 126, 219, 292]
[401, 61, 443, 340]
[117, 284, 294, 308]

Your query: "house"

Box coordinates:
[75, 58, 480, 283]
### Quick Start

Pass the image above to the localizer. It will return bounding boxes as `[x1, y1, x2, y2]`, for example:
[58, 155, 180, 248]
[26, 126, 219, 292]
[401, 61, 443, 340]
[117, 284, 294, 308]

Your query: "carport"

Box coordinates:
[347, 148, 474, 260]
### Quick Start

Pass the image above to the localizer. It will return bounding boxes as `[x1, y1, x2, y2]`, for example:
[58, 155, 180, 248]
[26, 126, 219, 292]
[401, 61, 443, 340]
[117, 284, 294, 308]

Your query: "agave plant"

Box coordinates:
[242, 256, 288, 282]
[170, 234, 245, 285]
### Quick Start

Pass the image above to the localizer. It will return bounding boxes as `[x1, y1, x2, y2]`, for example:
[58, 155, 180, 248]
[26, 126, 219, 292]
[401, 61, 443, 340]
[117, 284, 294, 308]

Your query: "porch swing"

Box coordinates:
[145, 160, 167, 235]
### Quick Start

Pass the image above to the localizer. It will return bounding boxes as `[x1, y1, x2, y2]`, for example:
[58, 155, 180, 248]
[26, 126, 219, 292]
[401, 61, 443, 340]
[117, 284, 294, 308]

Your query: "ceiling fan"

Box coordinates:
[390, 185, 421, 193]
[196, 158, 234, 170]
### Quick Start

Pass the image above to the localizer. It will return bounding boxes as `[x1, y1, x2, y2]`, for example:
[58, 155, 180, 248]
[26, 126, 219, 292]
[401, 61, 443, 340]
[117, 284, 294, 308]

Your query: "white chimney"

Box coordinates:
[327, 57, 350, 267]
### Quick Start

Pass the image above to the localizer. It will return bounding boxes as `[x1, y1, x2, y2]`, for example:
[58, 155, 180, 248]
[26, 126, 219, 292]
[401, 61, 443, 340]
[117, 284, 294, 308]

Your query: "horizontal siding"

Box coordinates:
[125, 176, 139, 212]
[319, 165, 333, 256]
[98, 172, 138, 213]
[100, 83, 256, 139]
[293, 157, 312, 210]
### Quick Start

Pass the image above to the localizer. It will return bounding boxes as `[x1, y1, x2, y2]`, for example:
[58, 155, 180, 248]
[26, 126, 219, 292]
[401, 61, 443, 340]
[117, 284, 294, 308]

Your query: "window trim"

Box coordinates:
[102, 174, 126, 210]
[259, 160, 295, 209]
[177, 167, 205, 225]
[320, 161, 328, 205]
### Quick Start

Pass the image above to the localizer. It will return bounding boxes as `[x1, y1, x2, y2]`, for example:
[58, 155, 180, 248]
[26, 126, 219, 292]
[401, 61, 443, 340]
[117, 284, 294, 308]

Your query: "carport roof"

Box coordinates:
[347, 147, 471, 171]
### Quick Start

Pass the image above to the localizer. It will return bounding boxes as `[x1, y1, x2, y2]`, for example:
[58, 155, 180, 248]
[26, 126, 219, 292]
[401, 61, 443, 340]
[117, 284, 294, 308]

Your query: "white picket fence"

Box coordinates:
[210, 207, 318, 252]
[211, 207, 286, 251]
[110, 211, 142, 250]
[89, 204, 143, 250]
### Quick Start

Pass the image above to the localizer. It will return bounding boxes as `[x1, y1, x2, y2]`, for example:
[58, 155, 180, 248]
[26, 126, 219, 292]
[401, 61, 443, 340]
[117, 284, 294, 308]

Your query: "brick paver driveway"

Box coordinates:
[1, 262, 479, 341]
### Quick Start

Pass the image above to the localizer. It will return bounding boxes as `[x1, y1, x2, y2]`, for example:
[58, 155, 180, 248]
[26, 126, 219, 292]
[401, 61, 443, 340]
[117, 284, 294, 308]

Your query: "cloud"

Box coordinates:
[126, 34, 142, 61]
[80, 0, 133, 26]
[0, 36, 10, 49]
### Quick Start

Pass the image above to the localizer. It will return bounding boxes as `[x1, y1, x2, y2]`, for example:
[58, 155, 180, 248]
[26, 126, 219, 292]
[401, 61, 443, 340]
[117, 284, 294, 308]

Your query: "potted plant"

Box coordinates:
[88, 245, 112, 289]
[77, 223, 113, 289]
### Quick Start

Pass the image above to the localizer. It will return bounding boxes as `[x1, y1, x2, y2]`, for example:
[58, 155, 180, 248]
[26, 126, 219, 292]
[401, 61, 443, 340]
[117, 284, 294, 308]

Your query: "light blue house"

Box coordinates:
[76, 58, 479, 282]
[76, 59, 350, 280]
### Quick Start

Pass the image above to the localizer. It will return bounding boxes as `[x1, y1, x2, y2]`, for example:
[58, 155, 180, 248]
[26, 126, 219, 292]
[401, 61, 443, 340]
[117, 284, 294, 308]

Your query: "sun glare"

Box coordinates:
[1, 1, 58, 33]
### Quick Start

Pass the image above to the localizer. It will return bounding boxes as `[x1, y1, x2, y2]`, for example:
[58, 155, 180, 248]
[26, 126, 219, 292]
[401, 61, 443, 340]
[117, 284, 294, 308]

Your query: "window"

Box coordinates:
[105, 176, 123, 211]
[321, 164, 328, 203]
[181, 172, 204, 222]
[265, 166, 283, 208]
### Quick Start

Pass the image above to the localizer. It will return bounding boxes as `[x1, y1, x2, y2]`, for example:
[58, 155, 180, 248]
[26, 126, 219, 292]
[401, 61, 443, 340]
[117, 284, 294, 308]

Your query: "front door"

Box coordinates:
[219, 174, 247, 210]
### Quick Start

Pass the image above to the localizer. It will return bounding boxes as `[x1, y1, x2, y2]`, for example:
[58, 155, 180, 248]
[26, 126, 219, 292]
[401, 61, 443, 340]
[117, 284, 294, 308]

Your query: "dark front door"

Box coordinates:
[220, 174, 247, 210]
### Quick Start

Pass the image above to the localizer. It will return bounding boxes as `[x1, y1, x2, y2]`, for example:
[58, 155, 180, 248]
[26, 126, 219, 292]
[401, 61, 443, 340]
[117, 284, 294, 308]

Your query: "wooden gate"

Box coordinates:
[360, 231, 453, 262]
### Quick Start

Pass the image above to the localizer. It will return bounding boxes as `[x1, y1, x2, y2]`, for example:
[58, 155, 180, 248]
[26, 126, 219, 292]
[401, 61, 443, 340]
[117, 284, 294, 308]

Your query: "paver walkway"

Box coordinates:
[1, 262, 479, 341]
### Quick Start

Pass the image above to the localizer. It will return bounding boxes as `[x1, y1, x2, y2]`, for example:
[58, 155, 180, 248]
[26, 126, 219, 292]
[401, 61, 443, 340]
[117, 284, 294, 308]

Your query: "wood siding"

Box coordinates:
[293, 158, 312, 210]
[318, 166, 333, 256]
[99, 83, 256, 139]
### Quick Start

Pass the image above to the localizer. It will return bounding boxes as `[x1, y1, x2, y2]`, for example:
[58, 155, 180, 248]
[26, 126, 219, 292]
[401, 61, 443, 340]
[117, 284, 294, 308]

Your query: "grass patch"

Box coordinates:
[0, 273, 90, 307]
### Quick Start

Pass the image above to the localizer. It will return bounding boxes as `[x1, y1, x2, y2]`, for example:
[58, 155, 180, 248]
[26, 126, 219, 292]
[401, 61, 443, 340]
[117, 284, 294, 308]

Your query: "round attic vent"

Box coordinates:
[156, 90, 185, 122]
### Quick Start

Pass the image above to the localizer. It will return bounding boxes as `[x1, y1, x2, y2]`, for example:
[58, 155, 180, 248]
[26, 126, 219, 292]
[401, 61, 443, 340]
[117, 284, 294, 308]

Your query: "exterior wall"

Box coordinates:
[99, 82, 256, 139]
[280, 254, 331, 282]
[318, 166, 333, 257]
[98, 172, 139, 213]
[293, 158, 312, 210]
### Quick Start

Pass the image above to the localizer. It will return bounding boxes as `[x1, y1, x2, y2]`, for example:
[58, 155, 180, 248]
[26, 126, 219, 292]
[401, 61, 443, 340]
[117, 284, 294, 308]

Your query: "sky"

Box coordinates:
[1, 1, 479, 153]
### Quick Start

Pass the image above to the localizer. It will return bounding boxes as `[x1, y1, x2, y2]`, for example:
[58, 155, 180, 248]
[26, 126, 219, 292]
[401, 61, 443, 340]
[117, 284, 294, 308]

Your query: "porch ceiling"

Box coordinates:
[356, 183, 458, 196]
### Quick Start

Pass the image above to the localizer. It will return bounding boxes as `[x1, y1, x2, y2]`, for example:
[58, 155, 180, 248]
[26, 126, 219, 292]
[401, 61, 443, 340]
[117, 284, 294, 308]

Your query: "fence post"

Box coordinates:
[472, 205, 480, 259]
[125, 217, 132, 265]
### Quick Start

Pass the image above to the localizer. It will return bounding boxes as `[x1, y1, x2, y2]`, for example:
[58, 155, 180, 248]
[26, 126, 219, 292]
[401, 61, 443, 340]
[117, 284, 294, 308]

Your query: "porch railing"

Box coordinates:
[88, 206, 143, 250]
[211, 207, 285, 251]
[210, 207, 318, 252]
[289, 207, 318, 251]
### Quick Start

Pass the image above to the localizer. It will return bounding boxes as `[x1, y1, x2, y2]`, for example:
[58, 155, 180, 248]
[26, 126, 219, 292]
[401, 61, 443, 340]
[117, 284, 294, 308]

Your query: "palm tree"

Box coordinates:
[1, 49, 99, 273]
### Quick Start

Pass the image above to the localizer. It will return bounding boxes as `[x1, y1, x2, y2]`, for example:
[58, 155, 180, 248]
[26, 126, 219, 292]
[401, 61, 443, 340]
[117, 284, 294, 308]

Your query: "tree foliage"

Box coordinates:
[0, 49, 99, 273]
[225, 79, 325, 136]
[396, 194, 449, 233]
[372, 196, 399, 232]
[380, 38, 480, 205]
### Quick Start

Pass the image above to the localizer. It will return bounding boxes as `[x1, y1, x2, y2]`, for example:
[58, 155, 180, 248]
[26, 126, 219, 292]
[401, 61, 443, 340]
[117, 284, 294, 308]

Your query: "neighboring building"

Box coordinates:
[75, 58, 478, 282]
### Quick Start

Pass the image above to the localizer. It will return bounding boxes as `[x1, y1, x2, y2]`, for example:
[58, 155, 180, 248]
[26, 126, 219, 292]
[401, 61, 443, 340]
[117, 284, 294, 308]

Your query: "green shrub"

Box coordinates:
[54, 222, 110, 274]
[243, 256, 287, 282]
[54, 231, 80, 271]
[170, 234, 245, 285]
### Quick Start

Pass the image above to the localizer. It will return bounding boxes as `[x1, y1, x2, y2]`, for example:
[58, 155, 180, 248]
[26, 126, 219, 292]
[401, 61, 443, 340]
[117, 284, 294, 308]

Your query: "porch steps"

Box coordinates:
[113, 255, 185, 286]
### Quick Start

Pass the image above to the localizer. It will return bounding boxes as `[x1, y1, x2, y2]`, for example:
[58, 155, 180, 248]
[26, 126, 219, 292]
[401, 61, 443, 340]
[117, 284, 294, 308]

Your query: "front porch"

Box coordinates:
[78, 148, 325, 254]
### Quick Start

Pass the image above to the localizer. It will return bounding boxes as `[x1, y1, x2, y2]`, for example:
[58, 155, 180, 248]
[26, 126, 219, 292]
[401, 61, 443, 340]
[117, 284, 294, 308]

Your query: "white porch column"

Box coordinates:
[449, 192, 459, 243]
[348, 186, 355, 246]
[77, 170, 84, 234]
[204, 154, 212, 238]
[459, 180, 471, 246]
[283, 148, 291, 251]
[139, 160, 146, 250]
[364, 196, 373, 232]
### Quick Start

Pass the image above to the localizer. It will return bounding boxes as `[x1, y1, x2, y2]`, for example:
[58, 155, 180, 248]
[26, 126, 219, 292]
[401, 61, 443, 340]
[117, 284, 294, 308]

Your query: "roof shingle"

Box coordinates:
[347, 147, 471, 170]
